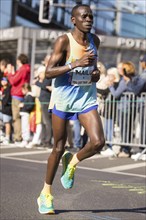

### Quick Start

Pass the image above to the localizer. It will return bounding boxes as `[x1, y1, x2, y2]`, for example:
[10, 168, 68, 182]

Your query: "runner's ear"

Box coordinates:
[71, 16, 76, 26]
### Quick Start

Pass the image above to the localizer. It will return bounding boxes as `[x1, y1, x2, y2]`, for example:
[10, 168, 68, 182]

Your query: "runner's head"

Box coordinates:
[71, 4, 93, 33]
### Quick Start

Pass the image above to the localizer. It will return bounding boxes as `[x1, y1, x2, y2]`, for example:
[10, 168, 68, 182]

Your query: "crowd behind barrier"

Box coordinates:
[0, 53, 146, 161]
[99, 92, 146, 148]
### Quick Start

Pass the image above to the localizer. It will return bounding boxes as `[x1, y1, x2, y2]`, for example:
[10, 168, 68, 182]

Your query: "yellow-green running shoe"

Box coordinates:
[61, 151, 76, 189]
[37, 193, 55, 214]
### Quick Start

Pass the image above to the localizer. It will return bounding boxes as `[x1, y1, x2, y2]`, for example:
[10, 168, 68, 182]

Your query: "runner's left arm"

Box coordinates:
[91, 34, 100, 82]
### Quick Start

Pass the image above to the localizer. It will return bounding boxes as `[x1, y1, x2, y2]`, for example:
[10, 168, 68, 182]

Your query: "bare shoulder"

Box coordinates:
[91, 33, 100, 49]
[54, 34, 69, 51]
[47, 34, 69, 67]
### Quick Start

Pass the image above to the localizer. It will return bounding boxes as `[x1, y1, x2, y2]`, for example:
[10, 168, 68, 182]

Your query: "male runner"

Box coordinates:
[37, 4, 105, 214]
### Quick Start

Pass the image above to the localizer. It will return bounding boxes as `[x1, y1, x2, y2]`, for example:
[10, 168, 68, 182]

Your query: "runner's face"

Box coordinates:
[72, 6, 93, 33]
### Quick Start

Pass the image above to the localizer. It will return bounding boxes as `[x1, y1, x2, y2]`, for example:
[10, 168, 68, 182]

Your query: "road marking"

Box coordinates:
[91, 180, 146, 195]
[0, 148, 106, 159]
[0, 145, 19, 149]
[1, 156, 47, 163]
[101, 163, 146, 172]
[77, 165, 146, 178]
[1, 156, 146, 178]
[0, 149, 51, 157]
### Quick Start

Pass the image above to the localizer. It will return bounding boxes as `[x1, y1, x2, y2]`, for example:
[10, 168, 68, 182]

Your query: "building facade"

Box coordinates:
[1, 0, 146, 37]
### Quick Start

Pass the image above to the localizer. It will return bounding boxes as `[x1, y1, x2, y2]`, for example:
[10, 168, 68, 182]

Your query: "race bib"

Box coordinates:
[71, 66, 94, 86]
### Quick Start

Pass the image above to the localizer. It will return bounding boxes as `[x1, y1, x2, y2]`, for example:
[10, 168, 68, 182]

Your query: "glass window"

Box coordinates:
[0, 1, 12, 28]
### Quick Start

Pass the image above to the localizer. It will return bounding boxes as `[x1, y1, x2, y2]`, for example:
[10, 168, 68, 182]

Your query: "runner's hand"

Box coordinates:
[91, 69, 100, 82]
[74, 50, 96, 67]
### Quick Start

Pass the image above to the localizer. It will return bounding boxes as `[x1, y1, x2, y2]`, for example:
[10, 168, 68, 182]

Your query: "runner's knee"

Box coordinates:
[91, 137, 105, 153]
[52, 142, 65, 156]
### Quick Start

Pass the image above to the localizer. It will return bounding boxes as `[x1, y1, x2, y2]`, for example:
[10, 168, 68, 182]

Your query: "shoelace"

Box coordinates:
[68, 166, 76, 179]
[43, 194, 53, 207]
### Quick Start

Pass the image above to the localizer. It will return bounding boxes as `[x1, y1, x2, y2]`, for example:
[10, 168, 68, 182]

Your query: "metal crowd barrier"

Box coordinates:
[98, 92, 146, 148]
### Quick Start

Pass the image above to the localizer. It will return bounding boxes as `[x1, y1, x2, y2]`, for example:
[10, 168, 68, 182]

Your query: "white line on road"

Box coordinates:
[0, 145, 18, 149]
[1, 156, 47, 164]
[101, 163, 146, 172]
[1, 156, 146, 178]
[78, 165, 146, 178]
[0, 150, 108, 161]
[0, 149, 51, 157]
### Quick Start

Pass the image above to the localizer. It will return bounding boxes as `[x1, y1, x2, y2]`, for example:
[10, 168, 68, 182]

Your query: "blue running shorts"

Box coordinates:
[52, 105, 98, 120]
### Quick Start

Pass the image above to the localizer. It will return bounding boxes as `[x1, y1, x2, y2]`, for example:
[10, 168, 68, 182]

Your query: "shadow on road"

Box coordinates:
[54, 207, 146, 215]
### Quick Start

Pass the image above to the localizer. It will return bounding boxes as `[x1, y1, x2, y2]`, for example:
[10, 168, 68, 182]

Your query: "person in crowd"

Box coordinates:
[26, 96, 42, 149]
[7, 54, 30, 143]
[19, 83, 35, 147]
[26, 67, 43, 149]
[117, 62, 124, 78]
[96, 62, 116, 156]
[41, 54, 51, 67]
[131, 55, 146, 161]
[0, 59, 9, 92]
[0, 59, 9, 77]
[0, 60, 7, 140]
[65, 120, 74, 149]
[73, 119, 88, 151]
[139, 54, 146, 80]
[99, 67, 120, 157]
[0, 77, 12, 144]
[0, 88, 3, 142]
[108, 61, 145, 158]
[96, 61, 107, 119]
[37, 4, 104, 215]
[73, 119, 82, 150]
[96, 61, 107, 90]
[139, 54, 146, 154]
[34, 65, 53, 148]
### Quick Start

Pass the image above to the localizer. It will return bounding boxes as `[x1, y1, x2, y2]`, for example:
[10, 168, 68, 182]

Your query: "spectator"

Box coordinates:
[99, 67, 120, 157]
[96, 61, 107, 90]
[34, 65, 53, 148]
[0, 59, 9, 77]
[26, 69, 43, 149]
[108, 61, 145, 158]
[0, 59, 9, 91]
[96, 61, 107, 125]
[131, 55, 146, 160]
[0, 77, 12, 144]
[73, 119, 82, 150]
[41, 54, 51, 67]
[73, 119, 88, 151]
[139, 54, 146, 80]
[26, 96, 42, 148]
[7, 54, 30, 143]
[65, 120, 74, 149]
[19, 83, 35, 147]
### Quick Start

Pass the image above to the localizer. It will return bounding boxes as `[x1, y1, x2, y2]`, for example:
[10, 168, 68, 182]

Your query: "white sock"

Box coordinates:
[42, 182, 52, 195]
[69, 153, 80, 167]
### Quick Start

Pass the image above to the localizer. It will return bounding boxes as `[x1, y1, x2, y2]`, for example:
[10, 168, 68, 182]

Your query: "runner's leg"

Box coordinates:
[45, 113, 67, 185]
[75, 109, 105, 162]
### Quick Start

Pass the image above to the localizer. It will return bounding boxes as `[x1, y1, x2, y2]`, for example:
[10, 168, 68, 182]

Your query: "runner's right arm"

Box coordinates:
[45, 35, 96, 79]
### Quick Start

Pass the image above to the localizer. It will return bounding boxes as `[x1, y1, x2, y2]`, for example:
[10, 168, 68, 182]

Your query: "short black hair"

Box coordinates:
[17, 54, 29, 64]
[71, 4, 90, 17]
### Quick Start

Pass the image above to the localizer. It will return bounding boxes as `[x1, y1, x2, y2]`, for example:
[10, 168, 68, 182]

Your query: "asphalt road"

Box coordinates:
[0, 144, 146, 220]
